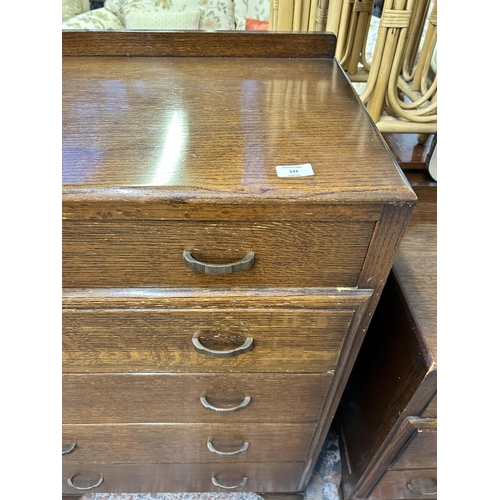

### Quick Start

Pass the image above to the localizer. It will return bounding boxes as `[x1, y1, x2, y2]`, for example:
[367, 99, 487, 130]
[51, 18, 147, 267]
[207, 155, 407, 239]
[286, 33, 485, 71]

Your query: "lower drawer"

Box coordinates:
[62, 462, 304, 494]
[63, 372, 333, 424]
[62, 422, 316, 464]
[368, 469, 437, 499]
[390, 418, 437, 470]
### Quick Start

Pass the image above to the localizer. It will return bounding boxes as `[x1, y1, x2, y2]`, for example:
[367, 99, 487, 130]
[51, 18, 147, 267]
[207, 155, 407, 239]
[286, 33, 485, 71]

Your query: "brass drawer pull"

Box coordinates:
[62, 442, 76, 456]
[67, 474, 103, 490]
[192, 336, 254, 358]
[212, 475, 248, 489]
[200, 396, 251, 413]
[183, 251, 255, 275]
[207, 440, 249, 456]
[407, 480, 437, 496]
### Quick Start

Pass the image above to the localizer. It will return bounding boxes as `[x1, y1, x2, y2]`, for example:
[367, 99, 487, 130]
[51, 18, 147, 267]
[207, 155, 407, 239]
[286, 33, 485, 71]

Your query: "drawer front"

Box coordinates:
[390, 418, 437, 470]
[63, 462, 304, 494]
[391, 429, 437, 469]
[62, 220, 374, 288]
[63, 308, 355, 373]
[368, 469, 437, 499]
[62, 372, 333, 424]
[62, 422, 316, 464]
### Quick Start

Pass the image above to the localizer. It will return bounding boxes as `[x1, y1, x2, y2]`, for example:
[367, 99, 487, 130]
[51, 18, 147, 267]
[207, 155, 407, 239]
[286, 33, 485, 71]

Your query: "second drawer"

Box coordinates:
[63, 307, 357, 373]
[62, 422, 316, 464]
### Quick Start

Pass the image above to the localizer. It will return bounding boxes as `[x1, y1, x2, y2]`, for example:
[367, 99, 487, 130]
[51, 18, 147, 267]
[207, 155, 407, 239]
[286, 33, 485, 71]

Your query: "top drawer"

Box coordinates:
[62, 220, 375, 288]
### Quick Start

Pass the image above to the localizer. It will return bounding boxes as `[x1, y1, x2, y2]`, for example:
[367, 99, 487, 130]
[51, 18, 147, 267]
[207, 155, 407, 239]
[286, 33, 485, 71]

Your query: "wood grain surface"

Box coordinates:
[390, 421, 437, 470]
[62, 422, 316, 464]
[368, 469, 437, 499]
[63, 307, 357, 373]
[62, 31, 336, 58]
[62, 286, 373, 309]
[382, 134, 436, 170]
[62, 220, 374, 288]
[392, 223, 437, 367]
[62, 462, 304, 494]
[62, 55, 414, 206]
[62, 372, 333, 424]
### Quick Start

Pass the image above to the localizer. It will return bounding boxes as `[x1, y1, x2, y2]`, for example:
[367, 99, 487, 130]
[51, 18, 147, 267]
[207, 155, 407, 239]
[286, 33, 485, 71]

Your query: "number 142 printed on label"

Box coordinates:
[275, 163, 315, 178]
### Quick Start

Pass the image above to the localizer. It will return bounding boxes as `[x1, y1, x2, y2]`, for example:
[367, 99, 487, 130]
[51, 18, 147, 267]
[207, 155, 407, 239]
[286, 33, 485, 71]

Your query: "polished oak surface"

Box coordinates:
[62, 31, 337, 58]
[62, 56, 412, 206]
[382, 134, 436, 170]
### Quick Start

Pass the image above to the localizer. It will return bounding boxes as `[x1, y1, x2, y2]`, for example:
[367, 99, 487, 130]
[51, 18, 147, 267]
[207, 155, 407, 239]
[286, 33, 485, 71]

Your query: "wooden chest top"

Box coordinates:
[62, 33, 414, 211]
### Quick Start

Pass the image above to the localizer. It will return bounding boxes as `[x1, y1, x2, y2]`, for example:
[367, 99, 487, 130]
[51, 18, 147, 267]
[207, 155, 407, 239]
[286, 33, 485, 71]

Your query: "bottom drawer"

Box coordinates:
[63, 462, 304, 494]
[369, 469, 437, 499]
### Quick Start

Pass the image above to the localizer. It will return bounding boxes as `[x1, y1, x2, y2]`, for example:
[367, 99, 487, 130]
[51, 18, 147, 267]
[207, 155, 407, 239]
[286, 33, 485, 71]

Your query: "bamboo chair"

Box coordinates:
[360, 0, 437, 133]
[269, 0, 437, 136]
[327, 0, 375, 80]
[269, 0, 329, 31]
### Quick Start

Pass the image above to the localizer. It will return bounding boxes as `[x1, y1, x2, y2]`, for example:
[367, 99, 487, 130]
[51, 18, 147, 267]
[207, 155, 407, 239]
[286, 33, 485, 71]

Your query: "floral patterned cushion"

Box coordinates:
[62, 0, 90, 22]
[124, 8, 201, 29]
[62, 7, 125, 29]
[105, 0, 235, 30]
[233, 0, 268, 30]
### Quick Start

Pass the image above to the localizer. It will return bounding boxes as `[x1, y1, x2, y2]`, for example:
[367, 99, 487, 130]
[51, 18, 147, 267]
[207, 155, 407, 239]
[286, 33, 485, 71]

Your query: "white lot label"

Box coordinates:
[276, 163, 315, 178]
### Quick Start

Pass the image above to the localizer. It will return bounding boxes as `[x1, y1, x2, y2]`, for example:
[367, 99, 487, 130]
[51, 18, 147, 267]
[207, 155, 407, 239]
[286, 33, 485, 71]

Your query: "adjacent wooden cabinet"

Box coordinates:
[62, 32, 416, 496]
[337, 177, 437, 499]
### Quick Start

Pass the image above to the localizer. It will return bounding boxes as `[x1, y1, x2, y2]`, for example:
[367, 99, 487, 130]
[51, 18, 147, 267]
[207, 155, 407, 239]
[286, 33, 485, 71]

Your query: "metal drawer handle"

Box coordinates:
[67, 474, 103, 491]
[183, 251, 255, 275]
[407, 481, 437, 496]
[62, 442, 77, 456]
[192, 336, 253, 358]
[207, 440, 249, 456]
[200, 396, 251, 413]
[212, 475, 248, 489]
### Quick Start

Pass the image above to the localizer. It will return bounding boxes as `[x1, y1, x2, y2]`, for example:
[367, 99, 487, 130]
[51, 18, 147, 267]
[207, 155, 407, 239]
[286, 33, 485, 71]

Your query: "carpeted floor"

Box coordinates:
[79, 430, 342, 500]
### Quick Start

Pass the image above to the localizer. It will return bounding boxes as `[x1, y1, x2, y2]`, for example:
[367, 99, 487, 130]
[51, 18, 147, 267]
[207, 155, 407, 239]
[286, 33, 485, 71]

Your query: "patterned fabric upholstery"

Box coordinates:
[62, 7, 124, 28]
[104, 0, 235, 30]
[63, 0, 272, 30]
[62, 0, 91, 21]
[124, 8, 201, 29]
[233, 0, 268, 30]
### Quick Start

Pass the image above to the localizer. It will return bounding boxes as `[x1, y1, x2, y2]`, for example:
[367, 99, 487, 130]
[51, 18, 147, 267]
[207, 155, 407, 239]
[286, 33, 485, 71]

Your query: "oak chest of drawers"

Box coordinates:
[62, 31, 416, 496]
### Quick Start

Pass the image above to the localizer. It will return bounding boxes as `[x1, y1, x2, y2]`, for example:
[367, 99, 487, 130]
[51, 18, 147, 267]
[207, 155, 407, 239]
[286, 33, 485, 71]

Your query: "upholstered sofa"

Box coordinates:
[62, 0, 270, 31]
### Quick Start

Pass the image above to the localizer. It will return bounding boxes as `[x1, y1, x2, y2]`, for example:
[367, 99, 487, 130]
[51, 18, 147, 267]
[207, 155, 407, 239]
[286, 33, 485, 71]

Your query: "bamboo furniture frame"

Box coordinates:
[269, 0, 437, 135]
[360, 0, 437, 133]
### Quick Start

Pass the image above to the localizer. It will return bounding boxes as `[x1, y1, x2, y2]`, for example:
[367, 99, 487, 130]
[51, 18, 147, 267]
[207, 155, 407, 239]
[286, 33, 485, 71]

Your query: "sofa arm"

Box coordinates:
[62, 7, 125, 29]
[63, 0, 91, 22]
